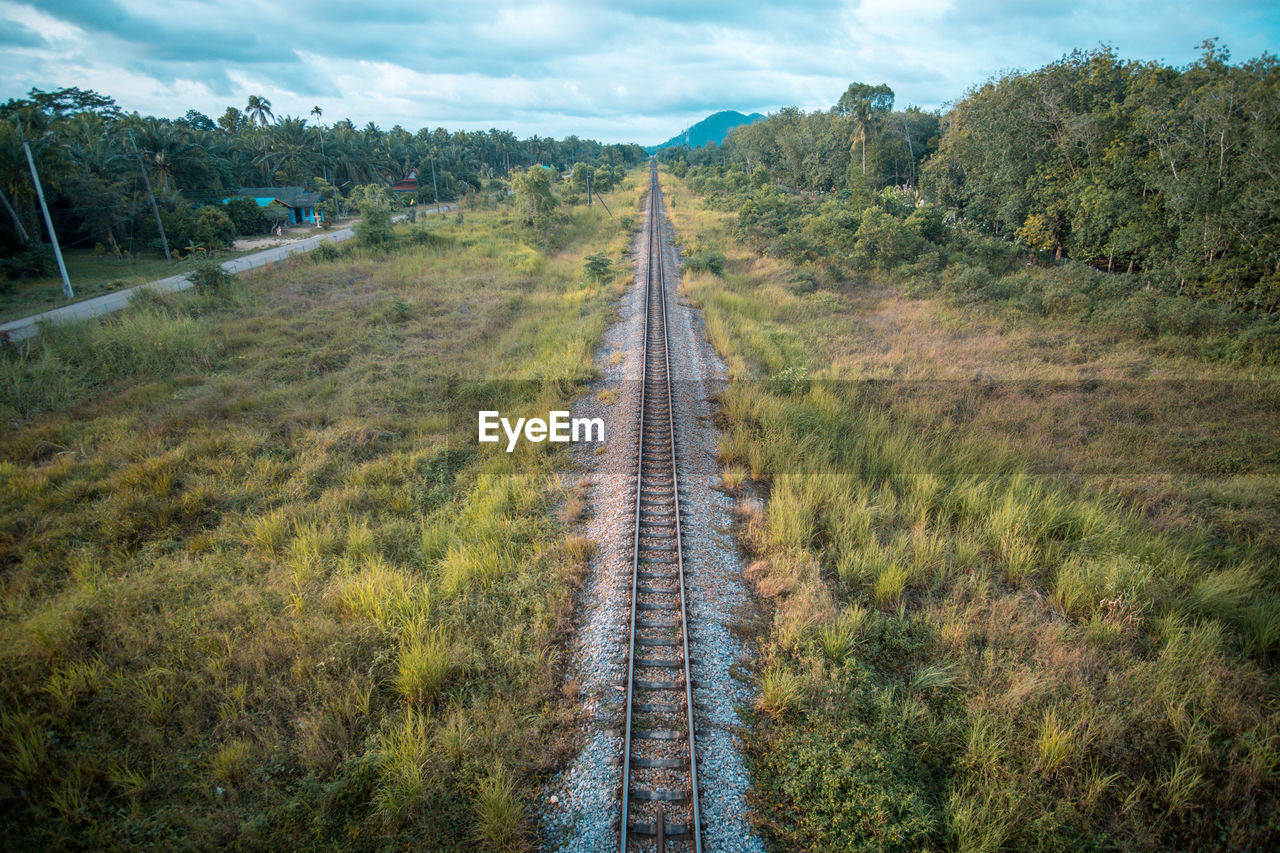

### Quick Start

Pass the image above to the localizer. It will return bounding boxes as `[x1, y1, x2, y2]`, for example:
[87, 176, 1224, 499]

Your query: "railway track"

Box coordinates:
[618, 165, 701, 852]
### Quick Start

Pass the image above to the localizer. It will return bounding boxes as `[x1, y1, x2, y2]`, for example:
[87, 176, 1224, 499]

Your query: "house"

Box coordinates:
[392, 170, 418, 195]
[227, 187, 324, 225]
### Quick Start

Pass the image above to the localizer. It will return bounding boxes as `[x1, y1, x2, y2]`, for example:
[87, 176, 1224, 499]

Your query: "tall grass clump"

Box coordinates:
[1, 304, 216, 417]
[473, 763, 525, 850]
[395, 627, 453, 707]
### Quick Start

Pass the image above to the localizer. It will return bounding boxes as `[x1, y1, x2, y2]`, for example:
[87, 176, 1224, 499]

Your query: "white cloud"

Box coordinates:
[1, 0, 1278, 143]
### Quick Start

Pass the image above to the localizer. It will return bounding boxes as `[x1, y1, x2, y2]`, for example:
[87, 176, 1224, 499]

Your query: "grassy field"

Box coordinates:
[661, 170, 1280, 851]
[0, 245, 266, 324]
[0, 181, 642, 849]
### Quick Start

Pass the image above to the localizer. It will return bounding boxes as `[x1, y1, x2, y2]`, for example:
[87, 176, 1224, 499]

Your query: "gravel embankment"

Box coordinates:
[542, 188, 764, 853]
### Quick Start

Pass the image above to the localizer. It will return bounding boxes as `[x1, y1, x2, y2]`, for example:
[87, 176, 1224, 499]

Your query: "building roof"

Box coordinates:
[234, 187, 323, 208]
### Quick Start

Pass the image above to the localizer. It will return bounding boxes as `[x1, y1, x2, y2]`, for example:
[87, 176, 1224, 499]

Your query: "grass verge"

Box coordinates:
[661, 169, 1280, 851]
[0, 246, 264, 324]
[0, 179, 642, 848]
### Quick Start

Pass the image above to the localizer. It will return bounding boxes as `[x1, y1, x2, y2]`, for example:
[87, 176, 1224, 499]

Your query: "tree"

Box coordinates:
[351, 183, 394, 246]
[836, 82, 895, 176]
[513, 166, 558, 242]
[245, 95, 274, 129]
[217, 107, 245, 133]
[179, 110, 216, 132]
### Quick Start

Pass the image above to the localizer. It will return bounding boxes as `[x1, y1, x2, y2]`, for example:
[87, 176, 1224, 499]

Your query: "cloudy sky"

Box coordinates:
[2, 1, 1277, 145]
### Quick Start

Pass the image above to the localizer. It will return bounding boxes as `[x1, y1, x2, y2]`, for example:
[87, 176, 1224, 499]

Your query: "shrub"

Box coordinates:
[1091, 291, 1159, 339]
[310, 240, 341, 262]
[768, 365, 810, 396]
[188, 259, 233, 294]
[1225, 314, 1280, 366]
[192, 205, 236, 249]
[788, 271, 819, 295]
[853, 207, 920, 271]
[583, 252, 612, 282]
[905, 204, 947, 244]
[753, 691, 942, 851]
[223, 197, 267, 235]
[0, 245, 54, 282]
[352, 184, 395, 247]
[685, 249, 727, 276]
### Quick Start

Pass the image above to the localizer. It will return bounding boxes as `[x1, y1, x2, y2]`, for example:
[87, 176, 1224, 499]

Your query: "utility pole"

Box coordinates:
[430, 152, 439, 204]
[586, 171, 591, 206]
[19, 118, 73, 298]
[129, 132, 172, 263]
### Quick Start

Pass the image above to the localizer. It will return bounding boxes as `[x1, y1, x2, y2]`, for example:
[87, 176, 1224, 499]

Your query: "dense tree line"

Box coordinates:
[0, 88, 647, 276]
[662, 42, 1279, 319]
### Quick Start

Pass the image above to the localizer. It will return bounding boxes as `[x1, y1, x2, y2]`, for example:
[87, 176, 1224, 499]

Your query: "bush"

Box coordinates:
[1091, 291, 1159, 339]
[685, 249, 726, 276]
[223, 197, 267, 235]
[310, 241, 342, 263]
[1225, 314, 1280, 366]
[788, 270, 819, 295]
[189, 260, 233, 294]
[769, 365, 810, 395]
[351, 184, 395, 247]
[752, 664, 943, 852]
[190, 206, 236, 251]
[942, 264, 990, 296]
[853, 207, 920, 271]
[408, 228, 439, 247]
[583, 252, 612, 282]
[0, 245, 54, 282]
[904, 205, 947, 244]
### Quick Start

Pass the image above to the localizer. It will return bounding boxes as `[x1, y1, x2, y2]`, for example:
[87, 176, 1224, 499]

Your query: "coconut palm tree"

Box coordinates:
[255, 117, 317, 185]
[245, 95, 274, 129]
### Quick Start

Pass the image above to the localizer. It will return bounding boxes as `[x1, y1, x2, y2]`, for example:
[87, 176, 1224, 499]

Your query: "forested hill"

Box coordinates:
[659, 43, 1280, 340]
[647, 110, 765, 152]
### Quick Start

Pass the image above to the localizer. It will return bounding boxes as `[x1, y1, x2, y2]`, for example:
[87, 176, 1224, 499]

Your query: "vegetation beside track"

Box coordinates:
[0, 178, 642, 849]
[661, 169, 1280, 851]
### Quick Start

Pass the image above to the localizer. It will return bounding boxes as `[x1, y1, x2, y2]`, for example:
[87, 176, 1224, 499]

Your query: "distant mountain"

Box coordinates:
[647, 110, 765, 152]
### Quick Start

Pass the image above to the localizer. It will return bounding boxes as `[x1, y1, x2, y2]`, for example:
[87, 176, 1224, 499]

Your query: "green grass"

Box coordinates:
[0, 245, 261, 323]
[663, 169, 1280, 851]
[0, 176, 644, 848]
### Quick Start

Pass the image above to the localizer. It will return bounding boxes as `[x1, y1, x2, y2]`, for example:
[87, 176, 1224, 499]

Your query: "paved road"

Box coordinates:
[0, 203, 457, 343]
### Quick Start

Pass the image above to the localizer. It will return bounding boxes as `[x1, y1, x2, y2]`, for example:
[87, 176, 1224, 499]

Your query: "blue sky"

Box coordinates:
[1, 0, 1277, 144]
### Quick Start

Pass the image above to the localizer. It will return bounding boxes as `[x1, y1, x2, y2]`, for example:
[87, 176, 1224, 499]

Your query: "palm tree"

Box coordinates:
[255, 117, 316, 184]
[245, 95, 274, 129]
[61, 113, 131, 251]
[310, 106, 329, 183]
[244, 95, 275, 178]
